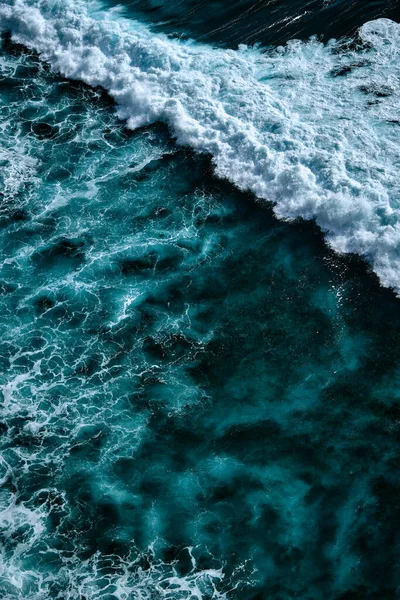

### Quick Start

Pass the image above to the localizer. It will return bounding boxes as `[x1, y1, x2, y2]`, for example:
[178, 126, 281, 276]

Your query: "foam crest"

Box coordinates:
[0, 0, 399, 291]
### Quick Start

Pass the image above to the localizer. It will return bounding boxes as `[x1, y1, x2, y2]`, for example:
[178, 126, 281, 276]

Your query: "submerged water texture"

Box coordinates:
[1, 31, 400, 599]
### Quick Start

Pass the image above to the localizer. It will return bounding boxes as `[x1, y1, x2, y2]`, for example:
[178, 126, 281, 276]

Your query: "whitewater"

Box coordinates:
[0, 0, 399, 292]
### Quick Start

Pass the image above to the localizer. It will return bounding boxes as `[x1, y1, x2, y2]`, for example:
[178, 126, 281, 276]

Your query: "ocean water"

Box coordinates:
[102, 0, 400, 48]
[0, 1, 400, 599]
[2, 1, 400, 292]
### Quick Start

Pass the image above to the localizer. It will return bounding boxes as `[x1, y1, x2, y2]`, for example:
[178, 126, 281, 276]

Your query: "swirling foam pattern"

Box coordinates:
[0, 0, 400, 291]
[1, 2, 400, 600]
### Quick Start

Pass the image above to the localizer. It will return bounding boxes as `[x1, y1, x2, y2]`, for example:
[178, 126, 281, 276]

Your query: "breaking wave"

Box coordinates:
[0, 0, 399, 291]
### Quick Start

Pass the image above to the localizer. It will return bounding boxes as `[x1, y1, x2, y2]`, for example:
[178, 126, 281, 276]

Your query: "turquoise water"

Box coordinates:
[1, 3, 400, 600]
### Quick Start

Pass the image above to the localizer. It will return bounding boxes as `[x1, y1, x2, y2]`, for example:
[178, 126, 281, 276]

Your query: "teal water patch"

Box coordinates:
[1, 37, 400, 599]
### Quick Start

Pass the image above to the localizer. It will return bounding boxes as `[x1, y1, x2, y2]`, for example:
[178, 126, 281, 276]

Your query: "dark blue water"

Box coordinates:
[104, 0, 400, 47]
[0, 1, 400, 599]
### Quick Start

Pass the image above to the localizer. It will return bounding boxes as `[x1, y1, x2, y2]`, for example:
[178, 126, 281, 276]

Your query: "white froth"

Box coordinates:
[0, 0, 399, 291]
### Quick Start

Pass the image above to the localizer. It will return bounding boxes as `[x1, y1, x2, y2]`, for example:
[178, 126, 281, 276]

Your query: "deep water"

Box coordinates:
[2, 32, 400, 599]
[103, 0, 400, 47]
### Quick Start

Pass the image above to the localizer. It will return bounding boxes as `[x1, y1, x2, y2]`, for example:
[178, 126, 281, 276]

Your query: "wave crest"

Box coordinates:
[1, 0, 399, 291]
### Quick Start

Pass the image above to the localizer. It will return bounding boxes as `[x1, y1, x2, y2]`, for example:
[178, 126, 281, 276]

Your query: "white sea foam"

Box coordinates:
[1, 0, 399, 291]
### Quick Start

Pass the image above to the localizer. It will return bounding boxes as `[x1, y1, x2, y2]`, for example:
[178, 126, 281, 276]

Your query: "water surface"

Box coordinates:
[0, 2, 400, 599]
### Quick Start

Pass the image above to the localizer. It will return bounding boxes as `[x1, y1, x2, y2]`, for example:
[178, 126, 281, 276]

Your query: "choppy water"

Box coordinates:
[2, 1, 400, 293]
[1, 1, 400, 599]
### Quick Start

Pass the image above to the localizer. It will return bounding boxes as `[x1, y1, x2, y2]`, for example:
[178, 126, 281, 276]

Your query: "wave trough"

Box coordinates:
[0, 0, 399, 292]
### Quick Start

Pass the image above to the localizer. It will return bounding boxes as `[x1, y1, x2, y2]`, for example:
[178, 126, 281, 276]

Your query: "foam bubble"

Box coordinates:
[0, 0, 399, 292]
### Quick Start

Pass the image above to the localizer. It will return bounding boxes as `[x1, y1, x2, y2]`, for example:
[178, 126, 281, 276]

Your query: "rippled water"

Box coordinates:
[1, 3, 400, 600]
[103, 0, 400, 47]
